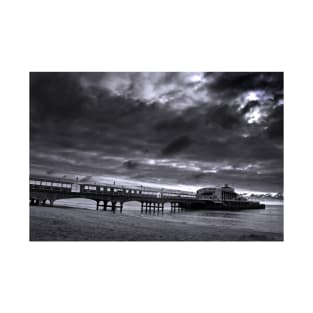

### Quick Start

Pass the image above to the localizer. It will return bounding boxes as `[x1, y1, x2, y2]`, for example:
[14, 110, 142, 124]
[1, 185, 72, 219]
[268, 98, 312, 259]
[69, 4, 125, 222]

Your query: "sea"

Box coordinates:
[54, 198, 284, 235]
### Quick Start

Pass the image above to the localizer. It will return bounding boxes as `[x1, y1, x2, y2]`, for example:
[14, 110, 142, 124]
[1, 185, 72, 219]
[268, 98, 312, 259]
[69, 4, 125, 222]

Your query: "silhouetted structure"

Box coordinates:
[30, 176, 265, 211]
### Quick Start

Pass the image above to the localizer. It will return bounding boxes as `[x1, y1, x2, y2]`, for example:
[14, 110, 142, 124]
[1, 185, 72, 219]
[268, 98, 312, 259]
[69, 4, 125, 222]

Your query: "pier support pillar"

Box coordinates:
[141, 202, 144, 213]
[120, 202, 123, 213]
[103, 201, 107, 211]
[112, 202, 116, 213]
[96, 201, 99, 211]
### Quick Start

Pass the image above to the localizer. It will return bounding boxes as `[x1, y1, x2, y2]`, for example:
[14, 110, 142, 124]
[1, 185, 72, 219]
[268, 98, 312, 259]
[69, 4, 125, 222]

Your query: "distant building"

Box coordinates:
[196, 184, 238, 201]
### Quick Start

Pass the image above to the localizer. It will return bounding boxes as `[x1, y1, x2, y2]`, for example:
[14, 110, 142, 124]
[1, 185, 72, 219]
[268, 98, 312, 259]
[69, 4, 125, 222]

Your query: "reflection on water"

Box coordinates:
[54, 198, 283, 235]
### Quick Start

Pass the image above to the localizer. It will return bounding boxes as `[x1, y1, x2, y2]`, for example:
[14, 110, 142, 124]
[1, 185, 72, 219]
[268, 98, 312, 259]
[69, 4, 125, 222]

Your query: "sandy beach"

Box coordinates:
[30, 205, 283, 241]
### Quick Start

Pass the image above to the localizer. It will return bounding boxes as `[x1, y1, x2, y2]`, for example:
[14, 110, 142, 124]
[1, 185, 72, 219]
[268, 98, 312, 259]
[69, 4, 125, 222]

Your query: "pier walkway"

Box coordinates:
[30, 176, 200, 213]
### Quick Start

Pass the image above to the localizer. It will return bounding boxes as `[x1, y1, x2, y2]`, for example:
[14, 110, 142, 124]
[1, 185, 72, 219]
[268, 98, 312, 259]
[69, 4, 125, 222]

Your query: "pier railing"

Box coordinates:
[29, 176, 196, 199]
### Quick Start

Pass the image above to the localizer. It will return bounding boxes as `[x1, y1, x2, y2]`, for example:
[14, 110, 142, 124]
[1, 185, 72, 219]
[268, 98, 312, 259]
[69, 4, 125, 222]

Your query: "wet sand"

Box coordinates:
[30, 205, 283, 241]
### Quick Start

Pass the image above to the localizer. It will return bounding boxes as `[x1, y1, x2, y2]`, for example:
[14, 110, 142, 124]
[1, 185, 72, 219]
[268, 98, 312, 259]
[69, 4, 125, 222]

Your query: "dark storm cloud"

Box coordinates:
[30, 73, 89, 122]
[154, 116, 196, 132]
[30, 72, 283, 193]
[123, 160, 138, 169]
[161, 135, 192, 156]
[266, 105, 284, 140]
[206, 72, 283, 102]
[206, 103, 244, 130]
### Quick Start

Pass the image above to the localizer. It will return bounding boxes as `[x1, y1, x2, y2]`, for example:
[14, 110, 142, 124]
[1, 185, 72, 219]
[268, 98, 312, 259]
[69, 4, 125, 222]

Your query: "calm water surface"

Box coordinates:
[54, 198, 283, 235]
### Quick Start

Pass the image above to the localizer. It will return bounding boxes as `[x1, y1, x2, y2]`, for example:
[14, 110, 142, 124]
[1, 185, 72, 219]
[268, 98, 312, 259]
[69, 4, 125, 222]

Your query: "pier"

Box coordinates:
[29, 176, 197, 213]
[29, 176, 265, 211]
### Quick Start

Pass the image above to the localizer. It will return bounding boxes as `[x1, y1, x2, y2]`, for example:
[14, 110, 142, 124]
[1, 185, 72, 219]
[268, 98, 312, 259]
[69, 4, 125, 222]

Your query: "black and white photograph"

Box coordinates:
[2, 1, 312, 313]
[30, 72, 283, 241]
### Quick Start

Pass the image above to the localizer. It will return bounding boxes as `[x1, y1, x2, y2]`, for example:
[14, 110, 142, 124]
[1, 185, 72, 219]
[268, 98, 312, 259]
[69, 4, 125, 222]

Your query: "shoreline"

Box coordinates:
[30, 205, 283, 241]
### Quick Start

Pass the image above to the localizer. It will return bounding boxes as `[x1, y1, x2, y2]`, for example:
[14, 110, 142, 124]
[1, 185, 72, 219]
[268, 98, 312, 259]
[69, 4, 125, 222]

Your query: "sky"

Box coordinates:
[30, 72, 283, 193]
